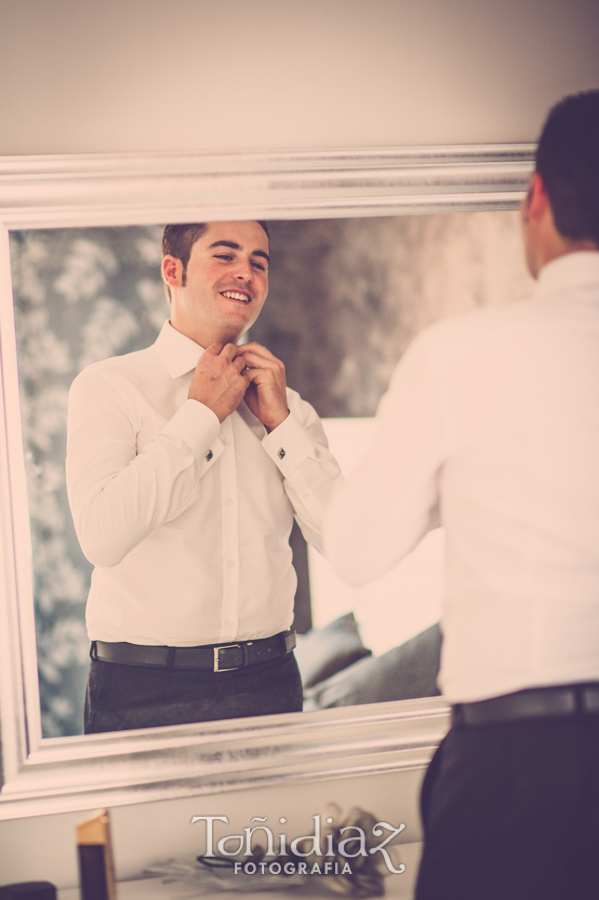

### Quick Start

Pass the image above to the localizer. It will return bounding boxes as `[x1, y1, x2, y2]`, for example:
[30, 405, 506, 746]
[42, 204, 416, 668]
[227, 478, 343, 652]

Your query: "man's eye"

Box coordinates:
[251, 261, 266, 271]
[215, 254, 233, 261]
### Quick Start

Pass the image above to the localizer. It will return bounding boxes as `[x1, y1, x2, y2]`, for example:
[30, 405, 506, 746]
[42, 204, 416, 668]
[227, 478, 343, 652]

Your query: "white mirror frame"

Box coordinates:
[0, 144, 534, 821]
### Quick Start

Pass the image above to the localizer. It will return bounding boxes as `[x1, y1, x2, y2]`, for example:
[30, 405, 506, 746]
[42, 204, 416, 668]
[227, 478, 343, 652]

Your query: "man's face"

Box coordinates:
[167, 221, 270, 346]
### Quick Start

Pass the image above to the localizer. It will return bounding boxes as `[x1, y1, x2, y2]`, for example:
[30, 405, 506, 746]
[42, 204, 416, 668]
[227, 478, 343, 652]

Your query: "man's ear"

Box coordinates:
[526, 172, 550, 222]
[162, 255, 183, 287]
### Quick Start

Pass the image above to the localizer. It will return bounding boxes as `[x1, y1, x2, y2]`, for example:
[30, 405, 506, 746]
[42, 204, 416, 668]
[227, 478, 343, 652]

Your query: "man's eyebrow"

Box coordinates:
[208, 240, 270, 264]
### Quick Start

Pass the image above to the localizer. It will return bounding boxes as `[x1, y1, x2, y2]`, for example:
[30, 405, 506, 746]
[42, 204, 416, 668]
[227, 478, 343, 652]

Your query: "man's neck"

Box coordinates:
[529, 204, 598, 278]
[169, 317, 241, 350]
[537, 239, 599, 277]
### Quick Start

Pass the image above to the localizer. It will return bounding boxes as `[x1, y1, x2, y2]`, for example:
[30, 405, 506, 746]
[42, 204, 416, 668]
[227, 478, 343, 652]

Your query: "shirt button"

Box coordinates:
[222, 438, 230, 446]
[226, 497, 234, 506]
[227, 559, 235, 567]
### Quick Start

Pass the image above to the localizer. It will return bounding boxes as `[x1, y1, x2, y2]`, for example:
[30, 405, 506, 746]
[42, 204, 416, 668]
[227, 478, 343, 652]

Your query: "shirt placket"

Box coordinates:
[218, 415, 240, 642]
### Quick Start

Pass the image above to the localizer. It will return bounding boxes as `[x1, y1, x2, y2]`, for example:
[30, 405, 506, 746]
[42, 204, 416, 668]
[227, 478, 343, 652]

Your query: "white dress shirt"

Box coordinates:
[67, 320, 342, 646]
[325, 251, 599, 703]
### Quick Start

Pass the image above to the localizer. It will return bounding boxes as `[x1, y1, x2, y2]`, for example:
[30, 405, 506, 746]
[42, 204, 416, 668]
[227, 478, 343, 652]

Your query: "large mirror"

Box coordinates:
[10, 212, 534, 738]
[0, 146, 533, 819]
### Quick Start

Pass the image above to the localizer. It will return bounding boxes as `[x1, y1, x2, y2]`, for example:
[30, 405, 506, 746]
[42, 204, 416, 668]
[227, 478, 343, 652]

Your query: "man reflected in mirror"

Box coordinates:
[325, 91, 599, 898]
[66, 220, 342, 732]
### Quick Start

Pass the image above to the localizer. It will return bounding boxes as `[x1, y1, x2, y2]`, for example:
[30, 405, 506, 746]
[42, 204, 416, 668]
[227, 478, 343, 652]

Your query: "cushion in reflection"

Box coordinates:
[295, 612, 372, 689]
[303, 622, 442, 709]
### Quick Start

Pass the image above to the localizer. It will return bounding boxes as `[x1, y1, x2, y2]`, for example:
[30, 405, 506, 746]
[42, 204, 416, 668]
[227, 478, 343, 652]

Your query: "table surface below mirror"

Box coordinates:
[56, 842, 423, 900]
[58, 876, 416, 899]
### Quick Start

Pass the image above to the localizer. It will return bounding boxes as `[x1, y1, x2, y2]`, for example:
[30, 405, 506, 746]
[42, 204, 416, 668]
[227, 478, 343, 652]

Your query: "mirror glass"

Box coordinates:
[10, 210, 533, 738]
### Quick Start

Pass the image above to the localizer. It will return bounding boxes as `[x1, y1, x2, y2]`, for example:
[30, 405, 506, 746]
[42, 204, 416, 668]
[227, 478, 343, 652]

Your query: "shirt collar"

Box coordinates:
[537, 250, 599, 297]
[154, 320, 205, 379]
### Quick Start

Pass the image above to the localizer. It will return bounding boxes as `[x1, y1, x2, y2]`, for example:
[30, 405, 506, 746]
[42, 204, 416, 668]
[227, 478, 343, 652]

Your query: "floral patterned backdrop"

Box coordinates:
[10, 212, 531, 737]
[11, 225, 166, 736]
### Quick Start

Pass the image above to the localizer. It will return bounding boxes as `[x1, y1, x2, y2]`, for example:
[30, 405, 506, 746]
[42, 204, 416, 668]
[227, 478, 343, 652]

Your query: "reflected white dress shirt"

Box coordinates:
[67, 320, 342, 646]
[325, 252, 599, 703]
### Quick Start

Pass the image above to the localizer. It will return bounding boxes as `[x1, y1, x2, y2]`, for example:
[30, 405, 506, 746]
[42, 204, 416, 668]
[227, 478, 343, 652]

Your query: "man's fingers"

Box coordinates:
[236, 342, 277, 363]
[237, 341, 270, 354]
[220, 343, 239, 361]
[236, 349, 282, 372]
[204, 342, 239, 360]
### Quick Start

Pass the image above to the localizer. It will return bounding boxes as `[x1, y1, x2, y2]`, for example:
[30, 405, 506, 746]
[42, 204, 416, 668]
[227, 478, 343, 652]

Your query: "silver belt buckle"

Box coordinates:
[214, 644, 242, 672]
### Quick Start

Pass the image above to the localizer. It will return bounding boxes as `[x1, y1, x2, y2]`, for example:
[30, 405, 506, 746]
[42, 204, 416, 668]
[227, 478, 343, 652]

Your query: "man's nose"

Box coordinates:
[234, 258, 253, 281]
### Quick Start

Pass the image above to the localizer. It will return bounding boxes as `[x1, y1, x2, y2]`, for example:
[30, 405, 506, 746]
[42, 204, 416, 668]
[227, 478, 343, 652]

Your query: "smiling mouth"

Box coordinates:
[221, 290, 251, 303]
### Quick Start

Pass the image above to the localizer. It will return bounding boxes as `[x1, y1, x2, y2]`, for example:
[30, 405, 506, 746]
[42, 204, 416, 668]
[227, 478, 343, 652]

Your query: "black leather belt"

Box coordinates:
[92, 630, 296, 672]
[452, 682, 599, 727]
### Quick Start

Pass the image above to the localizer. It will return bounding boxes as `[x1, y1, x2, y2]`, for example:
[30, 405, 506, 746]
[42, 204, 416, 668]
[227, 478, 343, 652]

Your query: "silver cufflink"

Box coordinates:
[278, 448, 285, 460]
[205, 450, 213, 461]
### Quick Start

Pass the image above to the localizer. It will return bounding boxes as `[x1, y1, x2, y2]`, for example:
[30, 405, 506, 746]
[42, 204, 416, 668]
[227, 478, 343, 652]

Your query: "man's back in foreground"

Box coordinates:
[325, 91, 599, 898]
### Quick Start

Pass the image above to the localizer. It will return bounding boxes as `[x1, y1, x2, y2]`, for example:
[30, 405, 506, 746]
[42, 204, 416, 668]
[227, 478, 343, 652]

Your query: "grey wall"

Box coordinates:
[0, 0, 598, 155]
[262, 212, 531, 417]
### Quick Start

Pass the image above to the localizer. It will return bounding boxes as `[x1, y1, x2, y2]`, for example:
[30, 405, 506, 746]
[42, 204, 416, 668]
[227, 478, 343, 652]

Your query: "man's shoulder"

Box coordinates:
[419, 299, 537, 353]
[73, 342, 159, 385]
[71, 344, 162, 393]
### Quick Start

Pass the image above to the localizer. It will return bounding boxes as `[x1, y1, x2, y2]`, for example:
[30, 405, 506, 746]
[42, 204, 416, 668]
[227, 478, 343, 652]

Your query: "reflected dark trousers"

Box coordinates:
[415, 713, 599, 899]
[84, 651, 303, 733]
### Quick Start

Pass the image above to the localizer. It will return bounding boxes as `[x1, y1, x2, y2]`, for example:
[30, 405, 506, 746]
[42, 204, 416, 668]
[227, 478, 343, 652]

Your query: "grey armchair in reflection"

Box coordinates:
[10, 212, 532, 737]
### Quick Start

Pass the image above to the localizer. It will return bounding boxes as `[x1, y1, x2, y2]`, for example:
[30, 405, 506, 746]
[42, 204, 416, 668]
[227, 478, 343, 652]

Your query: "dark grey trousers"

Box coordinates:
[415, 713, 599, 899]
[84, 651, 303, 733]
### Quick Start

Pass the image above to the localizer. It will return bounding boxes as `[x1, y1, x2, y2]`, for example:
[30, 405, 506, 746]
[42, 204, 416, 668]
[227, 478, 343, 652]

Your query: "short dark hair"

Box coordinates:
[535, 90, 599, 245]
[161, 221, 270, 301]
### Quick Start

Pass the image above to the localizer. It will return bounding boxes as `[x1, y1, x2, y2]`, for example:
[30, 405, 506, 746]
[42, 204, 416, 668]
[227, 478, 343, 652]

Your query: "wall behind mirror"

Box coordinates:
[10, 211, 533, 738]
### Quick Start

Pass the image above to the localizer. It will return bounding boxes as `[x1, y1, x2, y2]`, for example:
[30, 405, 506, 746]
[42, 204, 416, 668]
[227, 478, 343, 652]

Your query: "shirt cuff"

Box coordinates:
[262, 412, 316, 475]
[161, 399, 221, 464]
